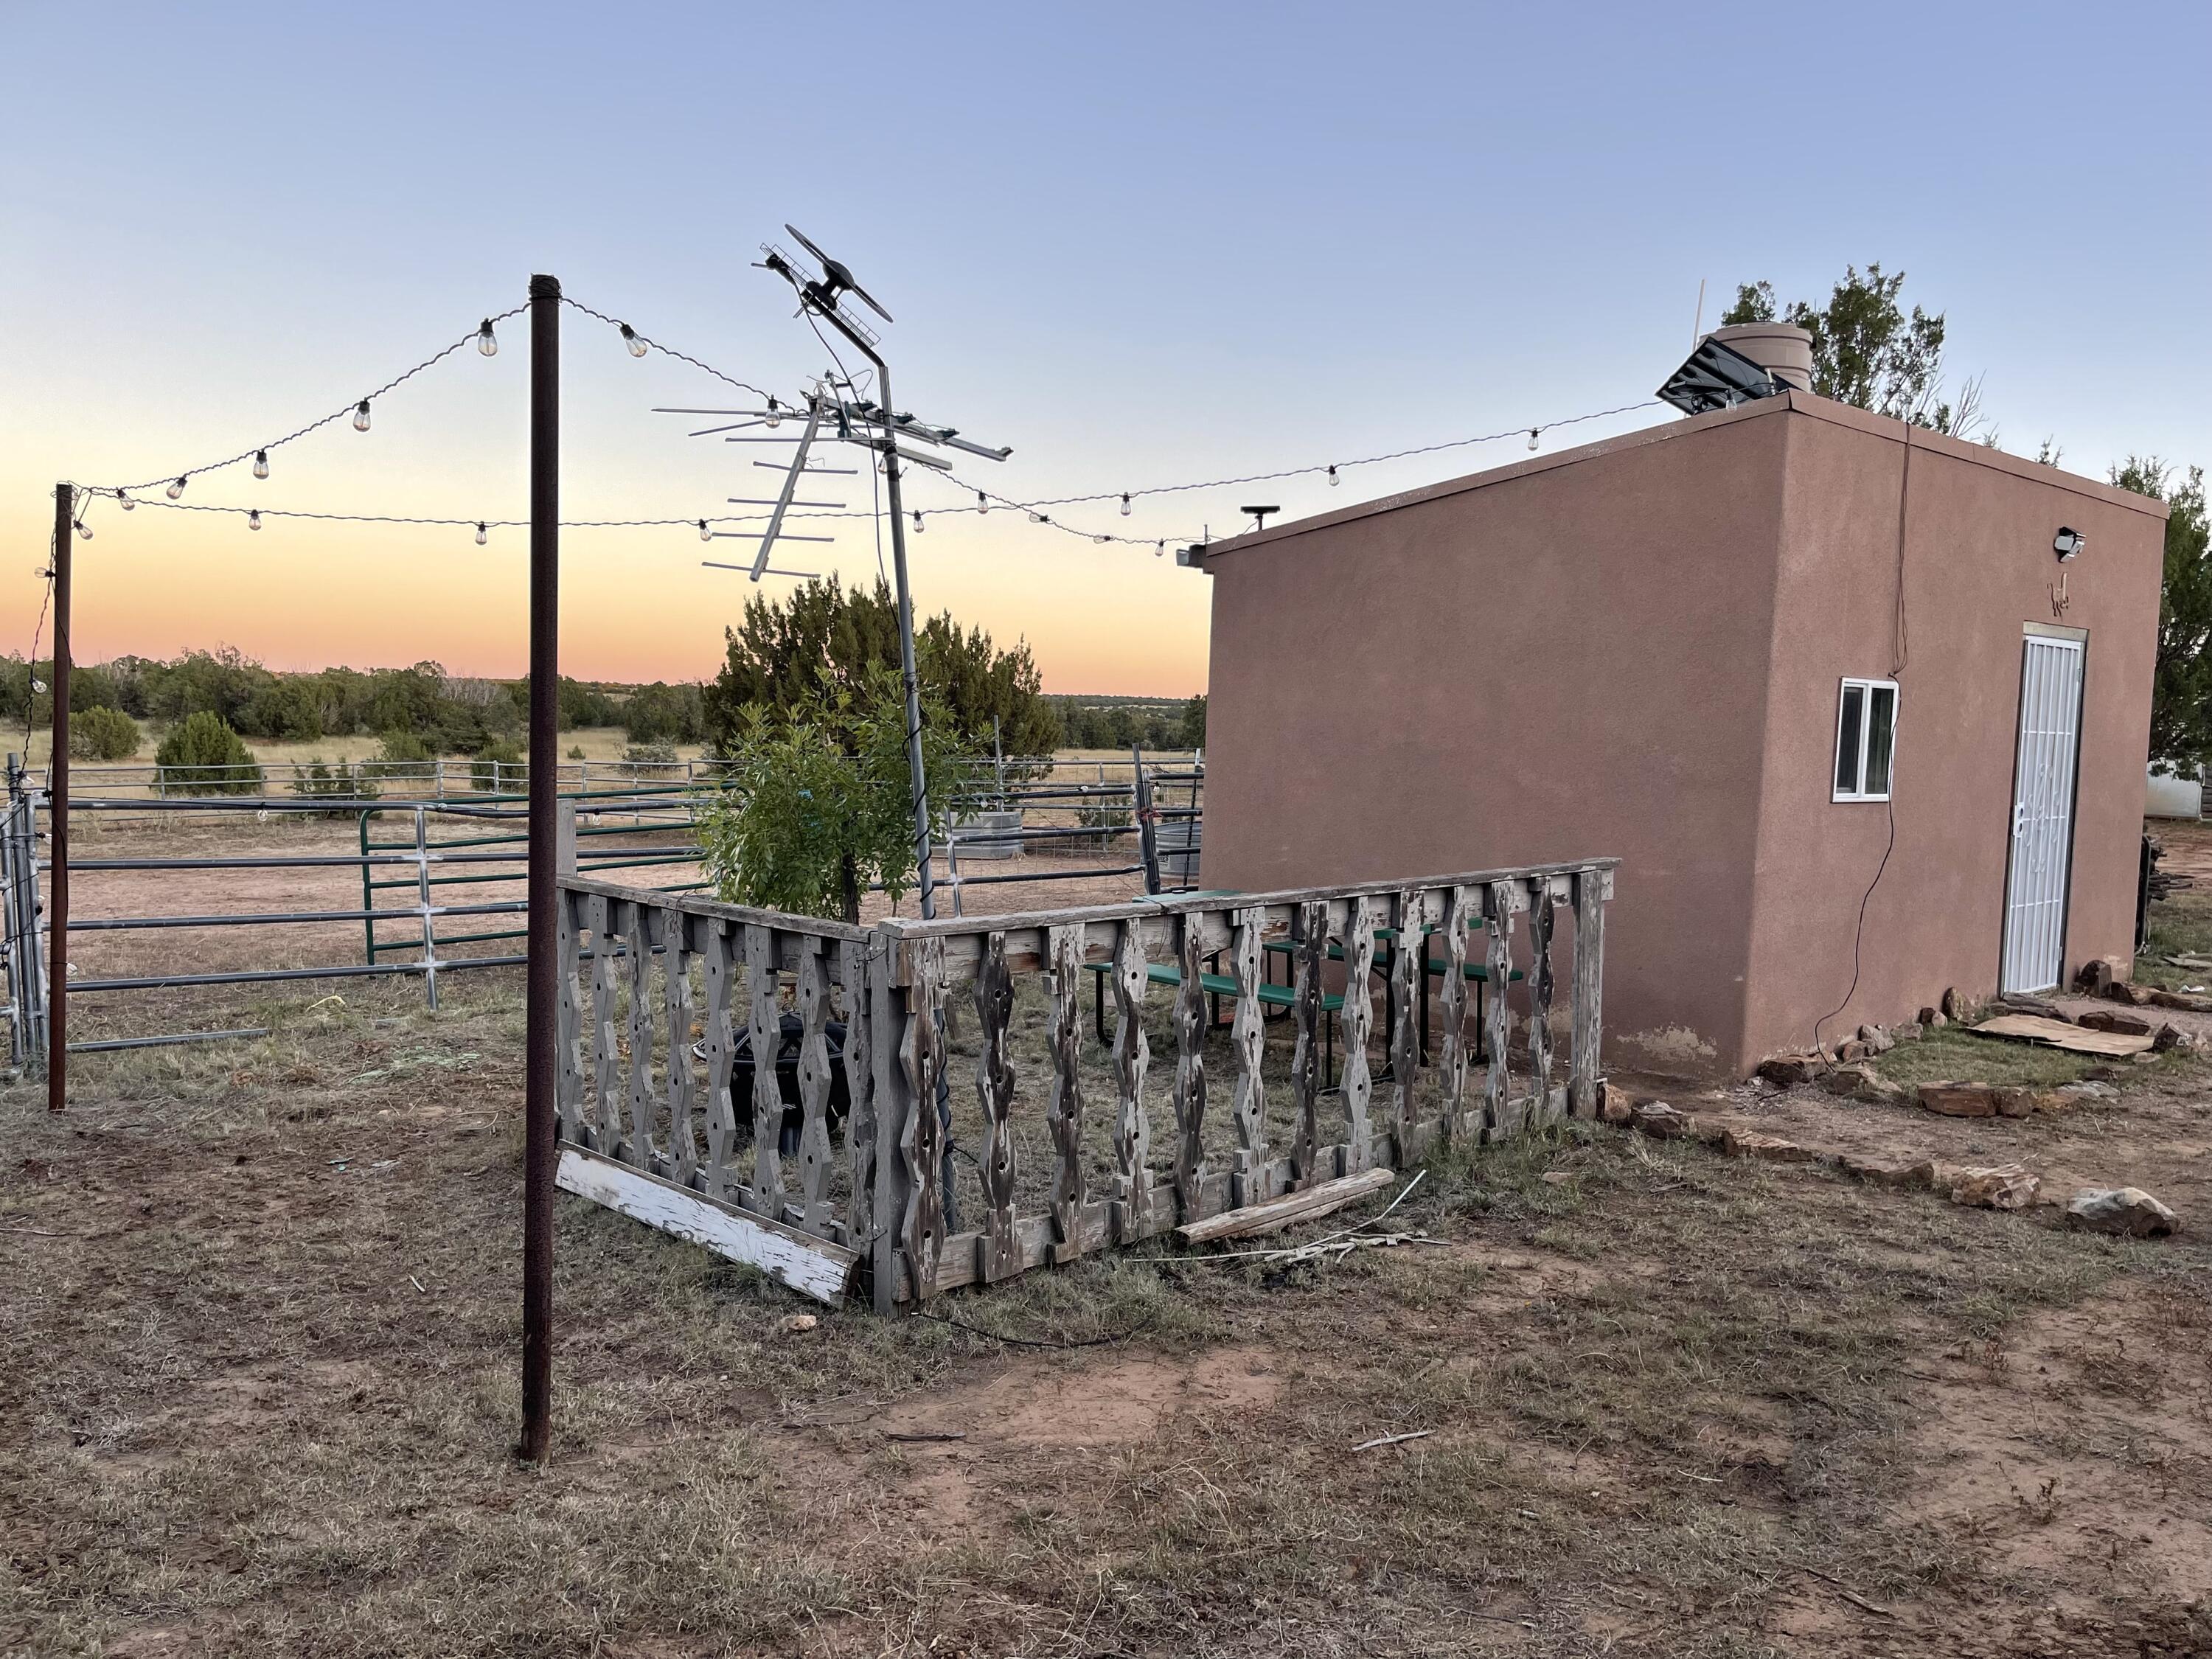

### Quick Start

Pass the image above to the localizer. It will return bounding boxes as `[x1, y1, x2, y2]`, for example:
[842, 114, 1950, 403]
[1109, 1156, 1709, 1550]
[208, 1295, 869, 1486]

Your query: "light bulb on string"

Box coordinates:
[477, 319, 498, 357]
[763, 397, 782, 429]
[619, 323, 648, 358]
[73, 518, 91, 540]
[354, 400, 372, 433]
[1093, 534, 1108, 544]
[1527, 428, 1540, 451]
[1327, 465, 1340, 487]
[1155, 541, 1165, 557]
[476, 522, 489, 546]
[253, 450, 269, 480]
[1027, 510, 1042, 524]
[167, 477, 187, 500]
[247, 509, 261, 532]
[698, 520, 712, 543]
[116, 489, 133, 511]
[913, 511, 925, 534]
[1120, 493, 1132, 516]
[976, 492, 988, 515]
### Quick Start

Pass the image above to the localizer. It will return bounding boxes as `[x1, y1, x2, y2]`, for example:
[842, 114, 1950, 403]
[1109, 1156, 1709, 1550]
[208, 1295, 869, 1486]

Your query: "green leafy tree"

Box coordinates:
[2113, 459, 2212, 776]
[697, 672, 981, 923]
[155, 711, 262, 796]
[69, 706, 141, 760]
[1722, 263, 1991, 439]
[1180, 694, 1207, 748]
[703, 576, 1060, 762]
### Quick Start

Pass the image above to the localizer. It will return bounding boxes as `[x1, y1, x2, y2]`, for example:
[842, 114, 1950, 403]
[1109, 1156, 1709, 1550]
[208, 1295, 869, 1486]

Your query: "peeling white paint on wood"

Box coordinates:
[557, 1145, 858, 1306]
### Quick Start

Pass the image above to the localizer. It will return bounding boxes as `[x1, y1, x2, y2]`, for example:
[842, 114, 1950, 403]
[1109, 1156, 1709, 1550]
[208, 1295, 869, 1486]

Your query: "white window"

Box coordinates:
[1833, 678, 1898, 801]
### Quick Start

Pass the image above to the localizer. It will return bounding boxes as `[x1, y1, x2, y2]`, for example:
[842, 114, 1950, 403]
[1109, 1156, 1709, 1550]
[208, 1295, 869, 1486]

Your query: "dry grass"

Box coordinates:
[7, 971, 2211, 1657]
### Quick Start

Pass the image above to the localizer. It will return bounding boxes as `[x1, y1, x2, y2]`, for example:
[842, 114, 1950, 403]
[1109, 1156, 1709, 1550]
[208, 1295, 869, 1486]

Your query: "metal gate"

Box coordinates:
[2001, 632, 2085, 994]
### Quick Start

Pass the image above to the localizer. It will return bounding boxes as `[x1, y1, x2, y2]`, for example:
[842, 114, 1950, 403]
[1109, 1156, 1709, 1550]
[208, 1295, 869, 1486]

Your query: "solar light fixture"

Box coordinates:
[2053, 526, 2085, 561]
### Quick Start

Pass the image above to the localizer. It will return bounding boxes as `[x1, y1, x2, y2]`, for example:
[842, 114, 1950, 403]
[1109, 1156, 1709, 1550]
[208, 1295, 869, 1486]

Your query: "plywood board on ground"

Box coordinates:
[1969, 1014, 2154, 1057]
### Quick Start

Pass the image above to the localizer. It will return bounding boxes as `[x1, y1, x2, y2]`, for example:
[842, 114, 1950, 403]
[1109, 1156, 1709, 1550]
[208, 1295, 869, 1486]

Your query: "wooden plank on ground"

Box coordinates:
[1175, 1166, 1397, 1246]
[1969, 1014, 2154, 1057]
[555, 1144, 858, 1305]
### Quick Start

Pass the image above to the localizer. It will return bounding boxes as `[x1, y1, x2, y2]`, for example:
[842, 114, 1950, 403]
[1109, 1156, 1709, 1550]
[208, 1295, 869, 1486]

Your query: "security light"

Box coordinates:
[2053, 526, 2085, 561]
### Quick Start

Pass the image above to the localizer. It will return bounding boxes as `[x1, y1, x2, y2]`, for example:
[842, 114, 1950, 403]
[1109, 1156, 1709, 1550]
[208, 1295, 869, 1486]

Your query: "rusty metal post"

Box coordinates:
[47, 484, 72, 1113]
[518, 276, 560, 1462]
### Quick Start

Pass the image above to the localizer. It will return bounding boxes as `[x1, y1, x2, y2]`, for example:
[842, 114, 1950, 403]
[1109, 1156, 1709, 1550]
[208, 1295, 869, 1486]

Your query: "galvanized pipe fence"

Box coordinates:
[1, 748, 1203, 1070]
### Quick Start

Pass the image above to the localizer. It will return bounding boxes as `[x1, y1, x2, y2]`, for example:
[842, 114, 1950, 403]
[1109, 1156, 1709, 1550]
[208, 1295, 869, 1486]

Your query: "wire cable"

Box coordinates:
[558, 296, 780, 403]
[91, 305, 531, 496]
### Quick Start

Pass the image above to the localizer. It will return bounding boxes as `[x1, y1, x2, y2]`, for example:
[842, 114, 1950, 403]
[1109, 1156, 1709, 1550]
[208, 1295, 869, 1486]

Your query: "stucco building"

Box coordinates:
[1189, 374, 2168, 1078]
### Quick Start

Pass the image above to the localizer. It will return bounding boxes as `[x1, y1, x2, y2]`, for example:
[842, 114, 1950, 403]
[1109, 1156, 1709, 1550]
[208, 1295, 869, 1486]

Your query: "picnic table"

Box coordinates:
[1079, 892, 1523, 1086]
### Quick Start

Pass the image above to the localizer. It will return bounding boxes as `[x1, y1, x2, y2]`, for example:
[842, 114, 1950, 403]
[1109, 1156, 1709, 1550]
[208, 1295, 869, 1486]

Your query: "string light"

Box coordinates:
[619, 323, 648, 358]
[1120, 493, 1131, 516]
[976, 492, 988, 514]
[1155, 541, 1165, 556]
[253, 449, 270, 479]
[73, 518, 91, 540]
[476, 522, 489, 546]
[1327, 465, 1340, 487]
[116, 489, 133, 511]
[476, 319, 498, 358]
[913, 510, 925, 533]
[247, 509, 261, 531]
[353, 400, 372, 433]
[764, 397, 782, 428]
[698, 519, 712, 542]
[1527, 428, 1540, 451]
[167, 477, 186, 499]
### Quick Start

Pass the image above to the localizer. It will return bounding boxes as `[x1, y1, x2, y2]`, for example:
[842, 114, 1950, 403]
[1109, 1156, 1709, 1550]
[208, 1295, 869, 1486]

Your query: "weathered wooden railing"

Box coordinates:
[553, 859, 1615, 1308]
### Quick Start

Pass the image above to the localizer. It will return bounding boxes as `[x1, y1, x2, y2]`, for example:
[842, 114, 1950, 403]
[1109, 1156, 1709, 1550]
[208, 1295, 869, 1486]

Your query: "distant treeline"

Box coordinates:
[1046, 694, 1205, 751]
[0, 647, 706, 755]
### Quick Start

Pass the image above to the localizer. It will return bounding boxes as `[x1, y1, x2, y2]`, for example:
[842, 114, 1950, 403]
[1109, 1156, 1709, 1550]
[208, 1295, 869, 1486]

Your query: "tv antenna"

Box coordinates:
[734, 225, 1011, 920]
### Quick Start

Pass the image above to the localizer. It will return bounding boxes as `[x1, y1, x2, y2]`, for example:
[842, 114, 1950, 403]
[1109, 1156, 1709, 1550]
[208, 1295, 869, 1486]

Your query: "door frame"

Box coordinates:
[1998, 622, 2089, 994]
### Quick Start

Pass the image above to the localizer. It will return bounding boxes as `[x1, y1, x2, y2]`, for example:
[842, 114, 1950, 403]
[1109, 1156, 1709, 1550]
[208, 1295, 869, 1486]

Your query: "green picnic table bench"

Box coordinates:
[1078, 903, 1524, 1083]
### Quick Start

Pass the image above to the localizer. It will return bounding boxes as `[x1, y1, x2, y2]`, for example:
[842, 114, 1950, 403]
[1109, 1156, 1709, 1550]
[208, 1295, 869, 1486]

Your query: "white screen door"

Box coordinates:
[2001, 633, 2085, 994]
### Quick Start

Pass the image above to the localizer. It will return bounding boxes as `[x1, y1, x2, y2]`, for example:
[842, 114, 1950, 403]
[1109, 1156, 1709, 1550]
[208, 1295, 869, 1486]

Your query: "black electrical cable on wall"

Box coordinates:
[1813, 431, 1914, 1062]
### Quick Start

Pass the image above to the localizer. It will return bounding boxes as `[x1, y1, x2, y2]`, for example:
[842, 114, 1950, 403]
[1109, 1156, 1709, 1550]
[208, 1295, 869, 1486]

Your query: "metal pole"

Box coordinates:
[47, 484, 72, 1113]
[518, 274, 559, 1464]
[870, 361, 936, 919]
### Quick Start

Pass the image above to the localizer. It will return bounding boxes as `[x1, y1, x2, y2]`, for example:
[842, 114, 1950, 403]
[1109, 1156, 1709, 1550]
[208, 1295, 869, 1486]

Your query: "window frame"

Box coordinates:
[1832, 677, 1899, 803]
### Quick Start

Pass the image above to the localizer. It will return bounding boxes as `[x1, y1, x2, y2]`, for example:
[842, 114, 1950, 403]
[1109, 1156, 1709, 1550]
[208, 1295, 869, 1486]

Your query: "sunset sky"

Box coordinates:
[4, 1, 2208, 696]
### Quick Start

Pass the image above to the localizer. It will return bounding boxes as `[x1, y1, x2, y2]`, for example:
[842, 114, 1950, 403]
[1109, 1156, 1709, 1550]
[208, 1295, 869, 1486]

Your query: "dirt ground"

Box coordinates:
[4, 832, 2211, 1655]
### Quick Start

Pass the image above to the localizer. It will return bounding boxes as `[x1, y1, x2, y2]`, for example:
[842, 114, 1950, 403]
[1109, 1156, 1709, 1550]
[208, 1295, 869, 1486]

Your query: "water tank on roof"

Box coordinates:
[1704, 323, 1814, 392]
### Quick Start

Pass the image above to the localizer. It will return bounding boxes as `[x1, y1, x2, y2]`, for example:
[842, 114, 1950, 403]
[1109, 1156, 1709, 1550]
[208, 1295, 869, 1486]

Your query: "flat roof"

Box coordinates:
[1195, 390, 2166, 566]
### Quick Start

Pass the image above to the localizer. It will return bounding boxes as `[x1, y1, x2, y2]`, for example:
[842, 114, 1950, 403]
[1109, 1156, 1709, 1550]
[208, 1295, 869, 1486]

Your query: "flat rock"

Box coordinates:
[1840, 1151, 1930, 1189]
[1919, 1006, 1948, 1029]
[1997, 994, 2070, 1022]
[2064, 1186, 2181, 1239]
[1946, 1164, 2041, 1211]
[1755, 1056, 1818, 1088]
[1630, 1102, 1688, 1138]
[1723, 1127, 1817, 1163]
[2077, 1009, 2154, 1037]
[1919, 1082, 1999, 1118]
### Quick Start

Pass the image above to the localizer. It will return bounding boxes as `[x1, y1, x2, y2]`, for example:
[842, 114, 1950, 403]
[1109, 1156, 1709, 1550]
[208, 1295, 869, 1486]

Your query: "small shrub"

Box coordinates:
[154, 712, 262, 796]
[470, 739, 525, 794]
[291, 758, 378, 818]
[567, 745, 585, 760]
[364, 729, 437, 785]
[69, 706, 140, 761]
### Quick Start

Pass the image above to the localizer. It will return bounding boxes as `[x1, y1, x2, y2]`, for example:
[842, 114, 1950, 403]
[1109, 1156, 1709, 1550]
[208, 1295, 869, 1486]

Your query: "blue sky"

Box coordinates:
[4, 0, 2206, 692]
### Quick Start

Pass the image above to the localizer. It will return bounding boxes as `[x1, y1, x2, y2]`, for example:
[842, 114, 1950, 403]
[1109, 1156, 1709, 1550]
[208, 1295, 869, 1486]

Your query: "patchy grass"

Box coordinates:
[6, 970, 2211, 1653]
[1871, 1023, 2101, 1088]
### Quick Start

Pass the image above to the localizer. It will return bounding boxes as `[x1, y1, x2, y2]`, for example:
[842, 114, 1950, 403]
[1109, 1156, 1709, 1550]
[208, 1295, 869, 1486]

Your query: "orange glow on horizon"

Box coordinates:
[5, 501, 1211, 696]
